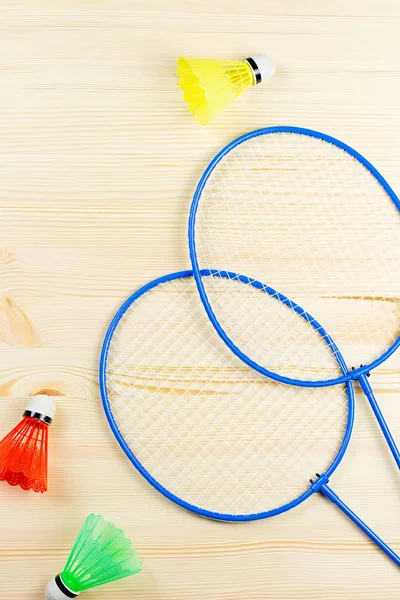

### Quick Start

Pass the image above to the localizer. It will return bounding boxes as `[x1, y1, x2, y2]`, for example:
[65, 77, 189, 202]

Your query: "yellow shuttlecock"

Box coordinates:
[177, 55, 275, 125]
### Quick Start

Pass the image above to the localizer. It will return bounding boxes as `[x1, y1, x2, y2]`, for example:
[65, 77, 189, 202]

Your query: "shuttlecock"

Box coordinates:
[177, 54, 275, 125]
[0, 395, 55, 493]
[46, 514, 142, 599]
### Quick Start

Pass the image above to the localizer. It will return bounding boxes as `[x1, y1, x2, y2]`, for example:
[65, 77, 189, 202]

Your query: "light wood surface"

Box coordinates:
[0, 1, 400, 598]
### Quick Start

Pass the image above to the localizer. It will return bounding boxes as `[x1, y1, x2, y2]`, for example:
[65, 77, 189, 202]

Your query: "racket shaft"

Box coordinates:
[320, 482, 400, 567]
[357, 373, 400, 470]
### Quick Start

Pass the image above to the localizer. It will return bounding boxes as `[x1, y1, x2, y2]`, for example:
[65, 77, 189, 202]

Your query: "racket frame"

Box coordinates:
[188, 125, 400, 387]
[99, 271, 400, 567]
[100, 269, 354, 521]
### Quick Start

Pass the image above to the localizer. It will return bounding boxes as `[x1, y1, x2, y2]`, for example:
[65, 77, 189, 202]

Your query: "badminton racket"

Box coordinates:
[188, 126, 400, 468]
[100, 270, 399, 566]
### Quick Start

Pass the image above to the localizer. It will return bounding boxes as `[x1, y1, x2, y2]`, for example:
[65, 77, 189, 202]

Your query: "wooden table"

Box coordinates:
[0, 1, 399, 598]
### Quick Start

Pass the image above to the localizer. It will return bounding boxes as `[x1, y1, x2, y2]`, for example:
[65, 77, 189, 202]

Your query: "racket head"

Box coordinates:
[188, 126, 400, 386]
[100, 270, 354, 521]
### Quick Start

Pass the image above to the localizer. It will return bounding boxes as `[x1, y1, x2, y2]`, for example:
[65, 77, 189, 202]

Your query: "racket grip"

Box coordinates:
[319, 481, 400, 567]
[357, 372, 400, 470]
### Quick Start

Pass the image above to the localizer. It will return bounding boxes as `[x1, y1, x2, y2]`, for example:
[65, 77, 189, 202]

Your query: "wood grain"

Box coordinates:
[0, 0, 399, 598]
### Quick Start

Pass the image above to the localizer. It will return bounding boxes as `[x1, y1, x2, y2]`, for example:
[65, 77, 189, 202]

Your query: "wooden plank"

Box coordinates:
[0, 1, 399, 598]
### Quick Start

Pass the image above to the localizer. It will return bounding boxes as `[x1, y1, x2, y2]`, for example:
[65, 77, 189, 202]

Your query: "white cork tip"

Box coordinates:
[249, 54, 275, 83]
[46, 577, 77, 600]
[26, 395, 56, 420]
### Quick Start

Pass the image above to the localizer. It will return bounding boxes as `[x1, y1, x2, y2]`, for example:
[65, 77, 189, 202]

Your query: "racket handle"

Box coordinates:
[319, 481, 400, 567]
[357, 372, 400, 470]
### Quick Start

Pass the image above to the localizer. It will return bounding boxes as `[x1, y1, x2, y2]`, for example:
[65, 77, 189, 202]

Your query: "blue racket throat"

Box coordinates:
[100, 270, 399, 567]
[188, 126, 400, 470]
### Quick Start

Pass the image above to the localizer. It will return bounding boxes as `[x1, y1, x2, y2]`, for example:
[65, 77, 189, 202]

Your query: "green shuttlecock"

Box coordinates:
[46, 514, 142, 599]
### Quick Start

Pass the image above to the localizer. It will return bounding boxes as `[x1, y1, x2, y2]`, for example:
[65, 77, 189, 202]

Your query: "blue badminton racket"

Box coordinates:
[188, 126, 400, 469]
[100, 270, 399, 567]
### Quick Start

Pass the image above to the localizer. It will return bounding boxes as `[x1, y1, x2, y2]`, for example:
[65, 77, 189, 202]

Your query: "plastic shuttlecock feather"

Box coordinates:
[0, 395, 55, 493]
[46, 514, 142, 599]
[177, 54, 275, 125]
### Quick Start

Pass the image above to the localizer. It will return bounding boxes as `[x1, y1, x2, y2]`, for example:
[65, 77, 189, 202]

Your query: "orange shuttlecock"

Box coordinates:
[0, 395, 55, 493]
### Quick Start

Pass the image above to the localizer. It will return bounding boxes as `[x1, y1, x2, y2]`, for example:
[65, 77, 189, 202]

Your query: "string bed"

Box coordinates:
[189, 127, 400, 384]
[101, 272, 349, 518]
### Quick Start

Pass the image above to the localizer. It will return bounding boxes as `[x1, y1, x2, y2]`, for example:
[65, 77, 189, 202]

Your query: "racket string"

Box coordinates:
[106, 277, 348, 515]
[194, 131, 400, 378]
